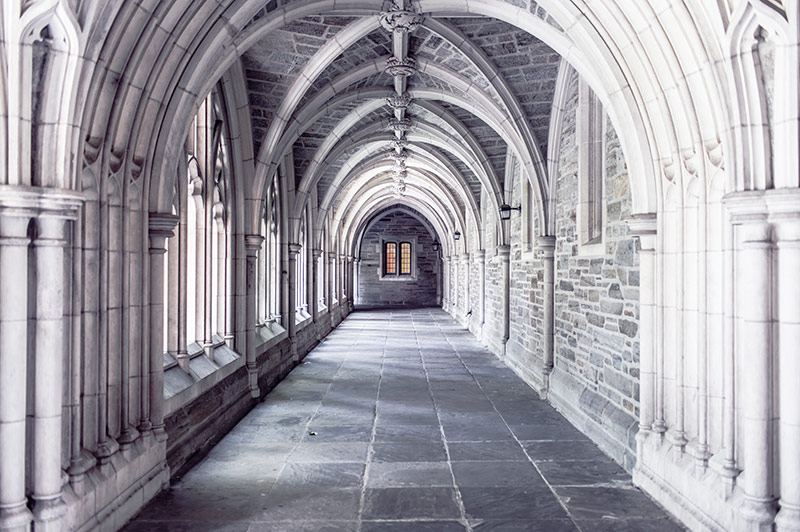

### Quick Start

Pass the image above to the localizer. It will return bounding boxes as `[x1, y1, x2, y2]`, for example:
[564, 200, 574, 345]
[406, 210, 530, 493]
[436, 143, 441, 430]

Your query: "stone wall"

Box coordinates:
[548, 71, 641, 469]
[505, 156, 547, 390]
[357, 210, 439, 307]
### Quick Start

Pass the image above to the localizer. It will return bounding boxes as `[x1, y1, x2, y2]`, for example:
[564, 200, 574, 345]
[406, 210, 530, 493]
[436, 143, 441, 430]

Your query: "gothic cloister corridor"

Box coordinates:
[123, 309, 681, 532]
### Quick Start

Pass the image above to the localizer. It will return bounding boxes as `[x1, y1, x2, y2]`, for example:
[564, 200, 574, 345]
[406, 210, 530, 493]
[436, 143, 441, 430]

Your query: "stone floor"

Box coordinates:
[123, 309, 684, 532]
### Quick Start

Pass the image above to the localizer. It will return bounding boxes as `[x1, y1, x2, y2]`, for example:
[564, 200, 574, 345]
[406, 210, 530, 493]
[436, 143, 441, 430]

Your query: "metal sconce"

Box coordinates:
[432, 240, 440, 251]
[498, 203, 521, 220]
[453, 230, 461, 241]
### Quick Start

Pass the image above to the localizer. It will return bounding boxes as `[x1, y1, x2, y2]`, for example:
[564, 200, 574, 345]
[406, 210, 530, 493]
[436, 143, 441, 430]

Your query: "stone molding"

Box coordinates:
[0, 185, 84, 219]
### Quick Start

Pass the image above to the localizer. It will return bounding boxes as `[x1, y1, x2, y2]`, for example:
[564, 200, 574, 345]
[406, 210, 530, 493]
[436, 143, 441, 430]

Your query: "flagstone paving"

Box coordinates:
[122, 309, 684, 532]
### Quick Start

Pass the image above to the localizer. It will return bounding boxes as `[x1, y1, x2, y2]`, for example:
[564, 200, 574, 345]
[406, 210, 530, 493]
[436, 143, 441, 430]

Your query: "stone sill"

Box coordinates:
[255, 319, 288, 355]
[163, 339, 244, 416]
[296, 313, 313, 331]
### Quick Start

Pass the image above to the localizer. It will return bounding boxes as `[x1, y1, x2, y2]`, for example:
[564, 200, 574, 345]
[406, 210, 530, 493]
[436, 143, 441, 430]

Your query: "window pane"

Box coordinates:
[385, 242, 397, 275]
[400, 242, 411, 275]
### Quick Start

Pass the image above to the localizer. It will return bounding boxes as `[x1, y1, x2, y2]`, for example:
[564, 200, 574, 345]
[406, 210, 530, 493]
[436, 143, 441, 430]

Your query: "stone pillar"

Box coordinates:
[245, 235, 264, 398]
[288, 244, 301, 360]
[441, 256, 449, 308]
[311, 249, 322, 321]
[775, 218, 800, 531]
[353, 257, 361, 307]
[732, 215, 776, 530]
[148, 213, 178, 441]
[498, 244, 511, 349]
[453, 253, 459, 313]
[473, 250, 486, 331]
[327, 251, 336, 325]
[461, 253, 470, 319]
[346, 256, 354, 311]
[215, 207, 226, 336]
[628, 214, 657, 451]
[31, 216, 70, 532]
[537, 236, 556, 375]
[0, 212, 33, 532]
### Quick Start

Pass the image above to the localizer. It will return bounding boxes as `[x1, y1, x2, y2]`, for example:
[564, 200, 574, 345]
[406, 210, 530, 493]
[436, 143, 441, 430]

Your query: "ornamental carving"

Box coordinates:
[386, 93, 413, 110]
[385, 57, 417, 77]
[380, 4, 425, 34]
[387, 118, 412, 133]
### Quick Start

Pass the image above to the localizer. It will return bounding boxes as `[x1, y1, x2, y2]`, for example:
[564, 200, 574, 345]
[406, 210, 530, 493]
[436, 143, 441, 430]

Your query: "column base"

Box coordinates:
[775, 503, 800, 532]
[247, 363, 260, 399]
[0, 503, 33, 532]
[739, 496, 777, 531]
[153, 425, 168, 443]
[32, 496, 65, 532]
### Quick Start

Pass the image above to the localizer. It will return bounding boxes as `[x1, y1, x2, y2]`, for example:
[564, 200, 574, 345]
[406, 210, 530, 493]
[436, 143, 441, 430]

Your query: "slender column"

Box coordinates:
[734, 219, 776, 530]
[288, 244, 301, 360]
[311, 249, 322, 321]
[353, 258, 361, 307]
[346, 256, 354, 310]
[453, 253, 459, 312]
[192, 190, 204, 343]
[31, 216, 69, 532]
[775, 219, 800, 531]
[339, 254, 346, 305]
[461, 254, 470, 318]
[215, 207, 226, 337]
[441, 256, 449, 307]
[473, 250, 486, 330]
[498, 245, 511, 348]
[537, 236, 556, 374]
[628, 214, 657, 450]
[0, 213, 33, 532]
[245, 235, 264, 398]
[148, 213, 178, 442]
[327, 252, 335, 325]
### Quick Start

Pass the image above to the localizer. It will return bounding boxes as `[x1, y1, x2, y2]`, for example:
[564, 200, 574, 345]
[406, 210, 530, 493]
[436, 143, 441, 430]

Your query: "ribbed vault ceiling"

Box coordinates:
[240, 2, 562, 240]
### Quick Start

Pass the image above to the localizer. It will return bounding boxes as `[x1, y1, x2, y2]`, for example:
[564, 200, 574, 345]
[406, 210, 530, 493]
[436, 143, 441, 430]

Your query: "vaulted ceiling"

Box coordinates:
[239, 2, 563, 250]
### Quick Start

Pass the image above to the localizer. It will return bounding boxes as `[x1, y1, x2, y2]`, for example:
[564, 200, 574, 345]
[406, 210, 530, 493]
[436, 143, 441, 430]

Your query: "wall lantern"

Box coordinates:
[498, 203, 521, 220]
[453, 230, 461, 241]
[432, 241, 440, 251]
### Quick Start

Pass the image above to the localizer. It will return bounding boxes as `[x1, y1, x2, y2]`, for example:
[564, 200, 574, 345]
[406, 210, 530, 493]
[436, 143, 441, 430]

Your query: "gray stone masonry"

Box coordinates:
[357, 209, 439, 307]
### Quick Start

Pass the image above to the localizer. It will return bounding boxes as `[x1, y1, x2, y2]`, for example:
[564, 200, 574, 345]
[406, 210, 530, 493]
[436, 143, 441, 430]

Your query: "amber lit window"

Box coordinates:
[384, 242, 397, 275]
[399, 242, 411, 275]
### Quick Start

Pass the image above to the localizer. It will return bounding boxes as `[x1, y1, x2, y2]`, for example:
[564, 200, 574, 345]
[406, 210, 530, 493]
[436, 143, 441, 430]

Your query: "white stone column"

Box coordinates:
[31, 216, 70, 532]
[453, 253, 459, 313]
[352, 257, 361, 307]
[148, 213, 178, 442]
[473, 250, 486, 331]
[327, 251, 335, 325]
[498, 244, 511, 349]
[441, 256, 449, 308]
[215, 207, 226, 337]
[346, 256, 354, 311]
[0, 212, 33, 532]
[537, 236, 556, 375]
[729, 210, 776, 530]
[288, 244, 301, 360]
[628, 214, 657, 450]
[775, 217, 800, 531]
[245, 235, 264, 398]
[462, 253, 471, 319]
[311, 249, 322, 321]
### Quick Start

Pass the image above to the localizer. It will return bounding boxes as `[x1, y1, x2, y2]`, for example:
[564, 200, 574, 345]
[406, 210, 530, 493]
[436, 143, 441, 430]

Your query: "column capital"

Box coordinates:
[496, 244, 510, 259]
[626, 213, 657, 251]
[328, 252, 337, 261]
[148, 212, 178, 238]
[459, 253, 470, 262]
[0, 185, 83, 220]
[244, 234, 265, 252]
[724, 188, 800, 225]
[472, 249, 486, 262]
[536, 235, 556, 258]
[312, 248, 323, 260]
[148, 213, 178, 253]
[288, 243, 302, 256]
